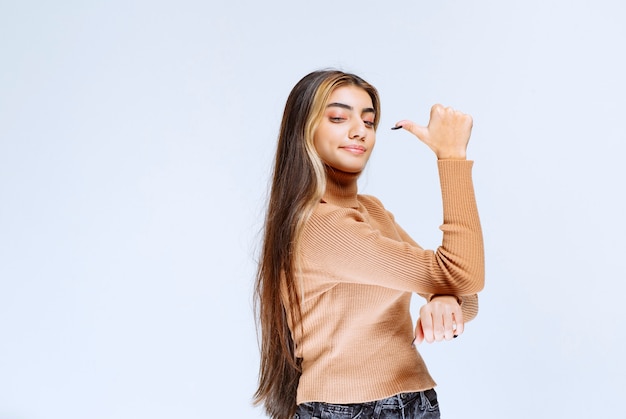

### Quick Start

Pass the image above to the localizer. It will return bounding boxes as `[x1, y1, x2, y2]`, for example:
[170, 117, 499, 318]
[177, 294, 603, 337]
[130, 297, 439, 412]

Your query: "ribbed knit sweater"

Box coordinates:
[292, 160, 484, 405]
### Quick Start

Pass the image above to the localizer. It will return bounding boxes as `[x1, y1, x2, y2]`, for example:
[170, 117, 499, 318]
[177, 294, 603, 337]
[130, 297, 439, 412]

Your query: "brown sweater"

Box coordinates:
[291, 160, 484, 405]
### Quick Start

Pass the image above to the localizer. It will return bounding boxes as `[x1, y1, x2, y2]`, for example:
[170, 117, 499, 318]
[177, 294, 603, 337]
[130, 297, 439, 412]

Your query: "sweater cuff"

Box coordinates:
[437, 159, 474, 171]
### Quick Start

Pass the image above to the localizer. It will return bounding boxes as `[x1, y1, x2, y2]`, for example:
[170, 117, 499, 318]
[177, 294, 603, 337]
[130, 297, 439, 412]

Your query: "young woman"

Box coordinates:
[254, 70, 484, 419]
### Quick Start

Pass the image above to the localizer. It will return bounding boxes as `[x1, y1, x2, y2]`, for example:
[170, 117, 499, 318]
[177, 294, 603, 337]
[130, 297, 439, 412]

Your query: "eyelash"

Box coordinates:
[329, 117, 375, 128]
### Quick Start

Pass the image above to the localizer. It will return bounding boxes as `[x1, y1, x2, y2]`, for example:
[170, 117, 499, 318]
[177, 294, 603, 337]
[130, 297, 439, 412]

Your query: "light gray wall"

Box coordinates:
[1, 1, 624, 417]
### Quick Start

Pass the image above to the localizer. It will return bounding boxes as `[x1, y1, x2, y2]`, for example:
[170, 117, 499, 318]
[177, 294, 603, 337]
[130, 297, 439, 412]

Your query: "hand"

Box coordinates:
[395, 104, 473, 160]
[414, 295, 464, 345]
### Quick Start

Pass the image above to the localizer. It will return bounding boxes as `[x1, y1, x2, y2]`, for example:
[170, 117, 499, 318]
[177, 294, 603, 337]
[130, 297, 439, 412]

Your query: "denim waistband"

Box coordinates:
[297, 390, 438, 418]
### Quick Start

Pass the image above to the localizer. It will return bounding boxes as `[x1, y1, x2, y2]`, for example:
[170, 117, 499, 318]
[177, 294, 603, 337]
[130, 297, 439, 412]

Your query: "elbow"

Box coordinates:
[453, 270, 484, 295]
[468, 270, 485, 294]
[437, 252, 484, 295]
[463, 246, 485, 294]
[461, 260, 485, 294]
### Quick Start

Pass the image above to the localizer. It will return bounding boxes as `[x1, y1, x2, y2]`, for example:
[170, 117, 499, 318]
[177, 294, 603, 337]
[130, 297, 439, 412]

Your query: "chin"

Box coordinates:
[341, 166, 365, 174]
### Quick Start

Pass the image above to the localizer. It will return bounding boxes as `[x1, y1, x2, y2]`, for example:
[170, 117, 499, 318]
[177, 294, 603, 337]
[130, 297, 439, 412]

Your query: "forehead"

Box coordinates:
[327, 85, 374, 109]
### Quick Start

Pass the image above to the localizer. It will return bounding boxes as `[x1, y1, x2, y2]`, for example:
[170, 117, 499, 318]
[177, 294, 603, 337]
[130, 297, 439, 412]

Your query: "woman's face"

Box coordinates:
[313, 85, 376, 173]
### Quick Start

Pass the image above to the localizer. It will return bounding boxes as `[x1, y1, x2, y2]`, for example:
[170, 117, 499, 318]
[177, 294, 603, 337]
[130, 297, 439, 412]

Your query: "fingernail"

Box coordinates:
[391, 125, 403, 130]
[453, 335, 458, 338]
[411, 338, 416, 346]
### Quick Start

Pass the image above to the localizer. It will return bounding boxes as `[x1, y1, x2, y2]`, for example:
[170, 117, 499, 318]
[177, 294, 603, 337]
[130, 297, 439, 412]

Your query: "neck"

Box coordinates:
[322, 166, 360, 208]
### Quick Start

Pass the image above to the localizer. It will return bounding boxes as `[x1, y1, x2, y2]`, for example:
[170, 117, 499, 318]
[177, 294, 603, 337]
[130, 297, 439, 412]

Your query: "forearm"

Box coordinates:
[434, 160, 484, 294]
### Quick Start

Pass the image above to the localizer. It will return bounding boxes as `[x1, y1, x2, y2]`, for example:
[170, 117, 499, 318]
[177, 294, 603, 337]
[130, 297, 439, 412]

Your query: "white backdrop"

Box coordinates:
[1, 1, 625, 418]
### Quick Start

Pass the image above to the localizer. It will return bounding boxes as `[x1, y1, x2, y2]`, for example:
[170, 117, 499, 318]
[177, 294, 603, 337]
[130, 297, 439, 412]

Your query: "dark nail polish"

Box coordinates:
[391, 125, 403, 130]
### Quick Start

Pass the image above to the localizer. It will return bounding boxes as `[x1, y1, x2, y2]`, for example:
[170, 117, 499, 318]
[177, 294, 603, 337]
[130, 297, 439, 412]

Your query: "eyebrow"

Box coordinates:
[327, 102, 376, 114]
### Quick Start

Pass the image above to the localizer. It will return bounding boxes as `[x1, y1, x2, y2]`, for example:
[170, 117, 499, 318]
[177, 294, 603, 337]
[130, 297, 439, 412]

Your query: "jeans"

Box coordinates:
[294, 389, 440, 419]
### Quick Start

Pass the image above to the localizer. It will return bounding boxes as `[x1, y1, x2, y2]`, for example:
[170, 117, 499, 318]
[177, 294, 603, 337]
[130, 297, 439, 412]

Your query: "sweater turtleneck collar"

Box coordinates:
[321, 166, 361, 209]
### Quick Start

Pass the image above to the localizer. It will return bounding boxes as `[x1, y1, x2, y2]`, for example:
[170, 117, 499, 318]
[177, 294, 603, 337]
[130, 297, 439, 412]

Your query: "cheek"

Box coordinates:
[365, 136, 376, 158]
[312, 125, 333, 151]
[312, 131, 323, 155]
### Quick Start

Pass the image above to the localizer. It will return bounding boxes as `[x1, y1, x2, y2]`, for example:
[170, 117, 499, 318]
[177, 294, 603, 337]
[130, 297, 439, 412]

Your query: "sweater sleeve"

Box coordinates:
[300, 160, 484, 296]
[393, 208, 481, 323]
[458, 293, 479, 323]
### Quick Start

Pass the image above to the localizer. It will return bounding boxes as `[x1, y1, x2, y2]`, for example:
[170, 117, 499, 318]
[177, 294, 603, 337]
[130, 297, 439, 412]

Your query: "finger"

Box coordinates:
[432, 312, 446, 342]
[444, 300, 462, 340]
[413, 317, 424, 346]
[453, 308, 464, 337]
[420, 311, 435, 343]
[392, 120, 428, 141]
[442, 311, 456, 341]
[430, 104, 473, 129]
[430, 103, 445, 119]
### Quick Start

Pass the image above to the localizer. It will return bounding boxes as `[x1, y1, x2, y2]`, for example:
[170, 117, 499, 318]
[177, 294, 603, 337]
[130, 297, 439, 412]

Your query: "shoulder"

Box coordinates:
[357, 194, 385, 209]
[305, 194, 397, 239]
[358, 194, 397, 222]
[310, 200, 366, 225]
[310, 194, 386, 221]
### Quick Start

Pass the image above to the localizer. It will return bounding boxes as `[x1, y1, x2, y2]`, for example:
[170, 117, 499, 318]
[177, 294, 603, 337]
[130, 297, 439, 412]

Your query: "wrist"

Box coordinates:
[430, 294, 462, 305]
[435, 147, 467, 160]
[436, 152, 467, 160]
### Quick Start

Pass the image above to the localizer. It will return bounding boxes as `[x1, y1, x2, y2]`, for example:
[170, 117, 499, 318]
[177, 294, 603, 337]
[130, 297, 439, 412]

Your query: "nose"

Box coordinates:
[349, 120, 366, 140]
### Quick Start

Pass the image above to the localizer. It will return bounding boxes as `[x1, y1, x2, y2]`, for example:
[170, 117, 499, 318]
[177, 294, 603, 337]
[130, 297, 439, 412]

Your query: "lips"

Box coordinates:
[341, 145, 366, 154]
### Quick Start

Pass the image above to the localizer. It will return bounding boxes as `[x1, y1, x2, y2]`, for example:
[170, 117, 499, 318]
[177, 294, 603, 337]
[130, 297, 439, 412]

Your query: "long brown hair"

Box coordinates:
[253, 70, 380, 418]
